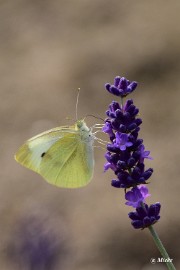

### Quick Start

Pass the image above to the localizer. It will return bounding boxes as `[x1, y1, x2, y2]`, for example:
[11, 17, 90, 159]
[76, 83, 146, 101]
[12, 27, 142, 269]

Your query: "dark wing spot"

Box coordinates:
[41, 152, 46, 157]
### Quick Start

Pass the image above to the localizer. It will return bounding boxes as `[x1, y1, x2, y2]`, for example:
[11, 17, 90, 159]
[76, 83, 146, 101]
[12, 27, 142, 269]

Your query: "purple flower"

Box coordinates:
[102, 121, 115, 141]
[105, 76, 138, 97]
[104, 161, 116, 172]
[138, 144, 153, 163]
[125, 185, 150, 208]
[128, 203, 161, 229]
[115, 133, 133, 151]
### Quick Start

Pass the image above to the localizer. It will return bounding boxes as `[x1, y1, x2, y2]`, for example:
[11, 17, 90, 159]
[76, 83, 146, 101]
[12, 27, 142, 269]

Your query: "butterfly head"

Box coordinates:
[76, 119, 89, 131]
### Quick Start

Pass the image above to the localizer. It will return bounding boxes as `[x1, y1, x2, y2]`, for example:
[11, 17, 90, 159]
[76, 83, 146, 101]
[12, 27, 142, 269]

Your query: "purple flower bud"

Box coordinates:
[114, 76, 120, 87]
[117, 160, 126, 170]
[126, 104, 136, 114]
[128, 123, 137, 131]
[128, 81, 138, 92]
[107, 144, 120, 153]
[143, 168, 153, 180]
[111, 179, 121, 188]
[135, 118, 142, 126]
[105, 83, 111, 91]
[104, 162, 116, 172]
[127, 157, 136, 167]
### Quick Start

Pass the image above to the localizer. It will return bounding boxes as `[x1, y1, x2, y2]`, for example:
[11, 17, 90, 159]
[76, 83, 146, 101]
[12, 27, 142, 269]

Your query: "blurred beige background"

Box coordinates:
[1, 1, 180, 269]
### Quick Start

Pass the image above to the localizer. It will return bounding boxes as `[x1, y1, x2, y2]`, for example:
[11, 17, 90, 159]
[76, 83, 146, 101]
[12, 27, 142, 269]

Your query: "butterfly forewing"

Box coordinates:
[15, 126, 77, 172]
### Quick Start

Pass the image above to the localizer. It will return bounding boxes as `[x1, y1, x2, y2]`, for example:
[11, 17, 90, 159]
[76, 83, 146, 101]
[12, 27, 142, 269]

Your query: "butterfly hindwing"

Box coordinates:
[40, 132, 94, 188]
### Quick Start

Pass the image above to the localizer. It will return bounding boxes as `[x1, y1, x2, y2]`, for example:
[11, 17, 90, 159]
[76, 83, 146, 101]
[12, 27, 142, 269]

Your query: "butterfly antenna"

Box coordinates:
[76, 88, 80, 121]
[85, 114, 104, 122]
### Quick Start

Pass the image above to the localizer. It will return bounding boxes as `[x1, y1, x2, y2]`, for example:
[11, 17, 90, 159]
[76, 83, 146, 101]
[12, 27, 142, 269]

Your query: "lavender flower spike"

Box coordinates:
[102, 75, 176, 270]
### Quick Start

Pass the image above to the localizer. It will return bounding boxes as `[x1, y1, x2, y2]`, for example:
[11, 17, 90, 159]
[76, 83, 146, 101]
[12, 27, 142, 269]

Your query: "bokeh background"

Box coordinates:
[1, 1, 180, 269]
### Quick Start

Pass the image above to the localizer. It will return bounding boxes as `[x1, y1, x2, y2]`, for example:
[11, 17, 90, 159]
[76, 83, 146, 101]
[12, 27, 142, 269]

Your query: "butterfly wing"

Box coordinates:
[15, 125, 94, 188]
[15, 126, 76, 172]
[39, 133, 94, 188]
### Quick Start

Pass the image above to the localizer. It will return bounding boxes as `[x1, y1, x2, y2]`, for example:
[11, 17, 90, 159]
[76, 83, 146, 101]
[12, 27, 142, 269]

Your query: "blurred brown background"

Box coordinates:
[1, 1, 180, 269]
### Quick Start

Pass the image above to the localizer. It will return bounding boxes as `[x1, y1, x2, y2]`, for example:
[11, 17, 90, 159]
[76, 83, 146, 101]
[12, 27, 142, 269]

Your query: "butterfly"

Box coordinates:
[14, 119, 98, 188]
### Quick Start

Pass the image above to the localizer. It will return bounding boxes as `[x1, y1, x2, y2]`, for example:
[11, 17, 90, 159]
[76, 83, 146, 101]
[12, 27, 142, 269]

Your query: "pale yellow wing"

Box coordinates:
[39, 133, 94, 188]
[15, 126, 77, 172]
[15, 125, 94, 188]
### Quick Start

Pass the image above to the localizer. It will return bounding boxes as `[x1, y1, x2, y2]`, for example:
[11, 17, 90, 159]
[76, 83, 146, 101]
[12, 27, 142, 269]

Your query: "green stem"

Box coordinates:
[120, 97, 124, 109]
[148, 225, 176, 270]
